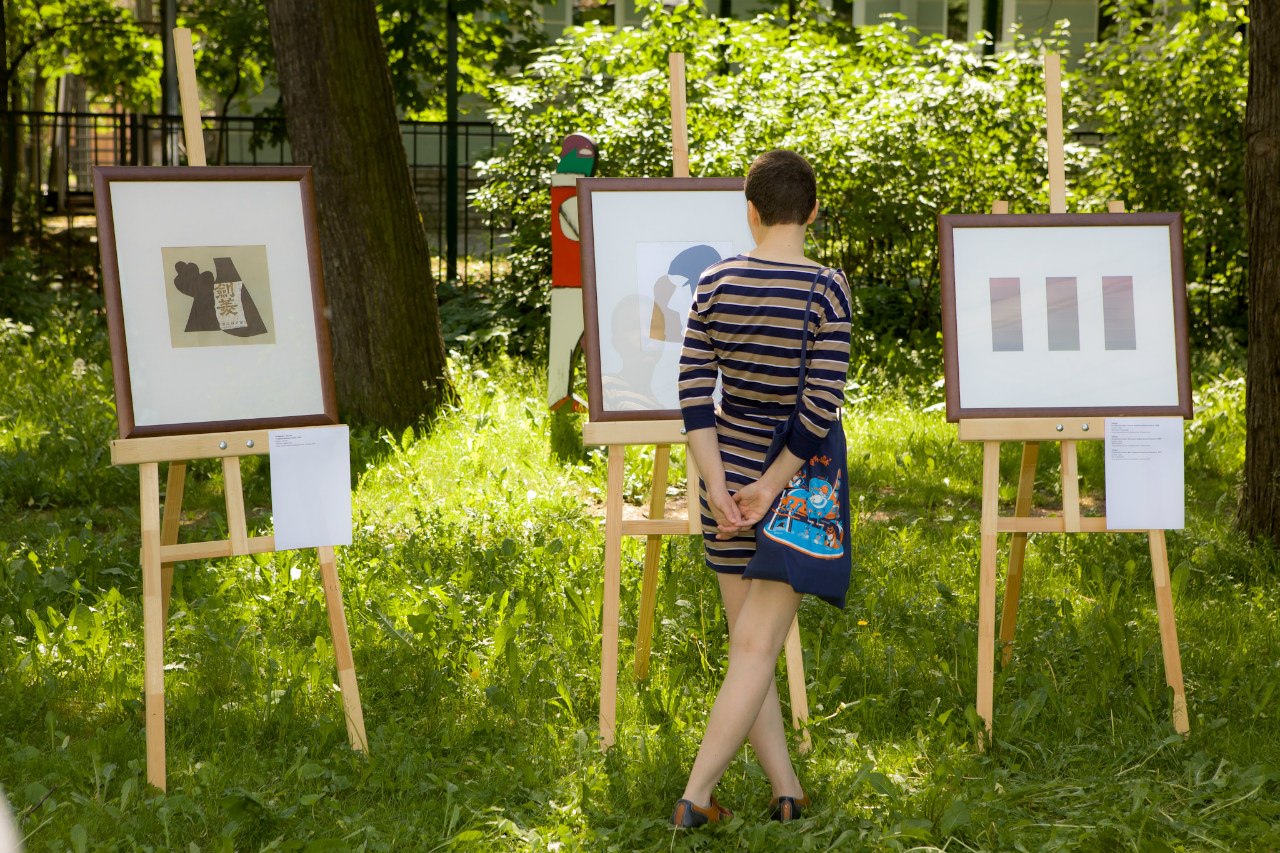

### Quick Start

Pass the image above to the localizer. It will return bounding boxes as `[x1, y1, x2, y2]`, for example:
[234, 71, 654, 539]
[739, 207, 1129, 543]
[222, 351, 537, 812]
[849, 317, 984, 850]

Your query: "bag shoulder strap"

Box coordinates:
[796, 266, 835, 396]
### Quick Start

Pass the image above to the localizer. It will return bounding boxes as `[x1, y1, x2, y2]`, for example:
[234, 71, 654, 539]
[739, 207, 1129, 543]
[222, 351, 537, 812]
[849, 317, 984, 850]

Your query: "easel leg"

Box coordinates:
[318, 545, 369, 752]
[140, 462, 167, 791]
[222, 456, 250, 553]
[977, 441, 1001, 749]
[1148, 531, 1189, 735]
[782, 615, 811, 753]
[600, 446, 625, 751]
[1060, 440, 1082, 533]
[160, 461, 187, 616]
[1000, 443, 1039, 666]
[634, 445, 670, 679]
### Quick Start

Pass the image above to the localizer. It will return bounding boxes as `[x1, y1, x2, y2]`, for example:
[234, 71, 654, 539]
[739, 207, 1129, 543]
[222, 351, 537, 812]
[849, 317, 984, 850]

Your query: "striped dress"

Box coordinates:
[678, 255, 853, 575]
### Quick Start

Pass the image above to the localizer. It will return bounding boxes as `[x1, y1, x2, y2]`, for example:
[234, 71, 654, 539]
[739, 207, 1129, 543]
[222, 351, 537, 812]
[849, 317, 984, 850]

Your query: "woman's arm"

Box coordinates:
[679, 275, 745, 539]
[685, 427, 745, 539]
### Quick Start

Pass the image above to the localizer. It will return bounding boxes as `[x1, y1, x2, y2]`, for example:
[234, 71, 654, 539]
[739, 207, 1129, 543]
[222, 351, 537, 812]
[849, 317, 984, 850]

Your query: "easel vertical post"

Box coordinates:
[222, 456, 250, 552]
[669, 53, 689, 177]
[600, 445, 625, 750]
[1044, 52, 1066, 214]
[976, 441, 1001, 746]
[1060, 441, 1081, 533]
[172, 28, 207, 168]
[140, 462, 167, 790]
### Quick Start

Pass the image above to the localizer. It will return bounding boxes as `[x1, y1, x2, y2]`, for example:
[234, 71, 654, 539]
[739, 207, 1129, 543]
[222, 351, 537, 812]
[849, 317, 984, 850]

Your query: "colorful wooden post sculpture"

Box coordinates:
[583, 54, 810, 752]
[97, 29, 367, 791]
[547, 133, 598, 410]
[943, 54, 1191, 748]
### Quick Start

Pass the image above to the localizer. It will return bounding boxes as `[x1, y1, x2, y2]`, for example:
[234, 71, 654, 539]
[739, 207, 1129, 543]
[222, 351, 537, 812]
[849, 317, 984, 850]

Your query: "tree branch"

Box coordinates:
[6, 15, 146, 79]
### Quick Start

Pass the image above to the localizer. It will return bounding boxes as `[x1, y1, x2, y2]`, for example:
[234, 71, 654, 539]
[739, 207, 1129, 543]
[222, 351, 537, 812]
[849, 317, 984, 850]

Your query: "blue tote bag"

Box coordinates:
[744, 268, 851, 609]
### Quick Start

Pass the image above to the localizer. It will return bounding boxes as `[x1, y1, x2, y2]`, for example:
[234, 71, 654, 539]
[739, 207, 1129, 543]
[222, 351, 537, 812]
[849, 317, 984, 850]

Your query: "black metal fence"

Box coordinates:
[19, 110, 511, 285]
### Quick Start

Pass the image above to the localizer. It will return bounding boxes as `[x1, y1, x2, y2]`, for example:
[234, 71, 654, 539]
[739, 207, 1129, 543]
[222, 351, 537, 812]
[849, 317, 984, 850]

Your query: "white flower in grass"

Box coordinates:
[71, 358, 86, 379]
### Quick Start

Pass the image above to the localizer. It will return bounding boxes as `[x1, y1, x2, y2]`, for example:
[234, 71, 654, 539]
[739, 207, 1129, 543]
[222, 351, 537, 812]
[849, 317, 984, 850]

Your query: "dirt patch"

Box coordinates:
[585, 494, 690, 520]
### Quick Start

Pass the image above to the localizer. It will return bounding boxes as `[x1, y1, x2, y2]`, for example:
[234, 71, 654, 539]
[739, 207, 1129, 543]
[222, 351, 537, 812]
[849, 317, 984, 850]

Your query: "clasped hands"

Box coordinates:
[707, 478, 782, 541]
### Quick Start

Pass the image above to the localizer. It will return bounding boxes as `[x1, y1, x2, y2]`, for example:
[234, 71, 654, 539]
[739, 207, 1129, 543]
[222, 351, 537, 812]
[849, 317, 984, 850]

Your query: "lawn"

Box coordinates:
[1, 306, 1278, 851]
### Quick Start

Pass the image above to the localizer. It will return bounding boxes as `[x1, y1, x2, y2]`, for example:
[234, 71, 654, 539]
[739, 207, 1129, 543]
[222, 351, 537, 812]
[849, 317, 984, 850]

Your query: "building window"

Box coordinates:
[947, 0, 970, 39]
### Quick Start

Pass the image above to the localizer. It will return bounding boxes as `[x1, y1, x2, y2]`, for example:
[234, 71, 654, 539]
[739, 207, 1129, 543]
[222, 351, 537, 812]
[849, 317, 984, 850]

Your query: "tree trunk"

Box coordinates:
[1243, 0, 1280, 542]
[264, 0, 454, 427]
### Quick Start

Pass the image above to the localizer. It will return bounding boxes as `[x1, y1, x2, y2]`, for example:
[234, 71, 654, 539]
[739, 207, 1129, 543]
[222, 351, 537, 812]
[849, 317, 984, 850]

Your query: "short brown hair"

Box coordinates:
[744, 150, 817, 226]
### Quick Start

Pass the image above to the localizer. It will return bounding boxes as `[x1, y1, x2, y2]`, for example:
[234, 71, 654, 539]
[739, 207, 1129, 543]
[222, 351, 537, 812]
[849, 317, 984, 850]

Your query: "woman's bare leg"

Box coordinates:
[715, 573, 806, 800]
[680, 578, 803, 806]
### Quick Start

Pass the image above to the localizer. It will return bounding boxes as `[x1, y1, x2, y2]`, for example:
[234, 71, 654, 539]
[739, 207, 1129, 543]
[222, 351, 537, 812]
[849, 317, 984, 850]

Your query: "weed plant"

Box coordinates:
[1, 325, 1278, 850]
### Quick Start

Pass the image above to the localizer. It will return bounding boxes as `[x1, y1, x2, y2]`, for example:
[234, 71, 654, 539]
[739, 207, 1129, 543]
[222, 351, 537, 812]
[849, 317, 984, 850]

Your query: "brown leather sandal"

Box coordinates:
[768, 794, 811, 822]
[670, 794, 734, 828]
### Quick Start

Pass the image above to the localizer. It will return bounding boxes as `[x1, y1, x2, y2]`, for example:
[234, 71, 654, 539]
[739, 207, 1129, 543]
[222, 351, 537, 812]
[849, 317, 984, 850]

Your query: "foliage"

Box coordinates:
[1, 0, 159, 108]
[474, 3, 1098, 354]
[0, 247, 52, 322]
[181, 0, 275, 119]
[0, 295, 131, 510]
[175, 0, 546, 123]
[2, 318, 1279, 850]
[379, 0, 547, 121]
[1079, 0, 1250, 343]
[0, 235, 131, 510]
[477, 0, 1252, 355]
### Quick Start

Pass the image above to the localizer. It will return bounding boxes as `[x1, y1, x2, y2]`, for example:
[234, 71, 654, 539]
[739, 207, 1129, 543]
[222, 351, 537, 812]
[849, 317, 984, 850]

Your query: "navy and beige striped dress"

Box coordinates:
[678, 255, 853, 575]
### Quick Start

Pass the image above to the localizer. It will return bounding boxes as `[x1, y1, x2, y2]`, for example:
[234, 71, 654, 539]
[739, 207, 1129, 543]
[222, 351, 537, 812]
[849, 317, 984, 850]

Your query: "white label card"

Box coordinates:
[269, 425, 353, 550]
[1104, 418, 1185, 530]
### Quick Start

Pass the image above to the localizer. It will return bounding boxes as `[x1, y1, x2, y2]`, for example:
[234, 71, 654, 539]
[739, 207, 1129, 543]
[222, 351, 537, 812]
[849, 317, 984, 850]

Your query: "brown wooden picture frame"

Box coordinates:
[94, 166, 338, 438]
[937, 212, 1191, 422]
[579, 176, 751, 423]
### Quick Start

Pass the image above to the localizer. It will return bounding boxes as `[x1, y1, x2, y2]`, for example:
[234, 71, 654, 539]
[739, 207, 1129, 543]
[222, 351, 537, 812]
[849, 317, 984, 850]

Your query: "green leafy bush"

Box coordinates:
[1079, 0, 1249, 342]
[475, 3, 1097, 352]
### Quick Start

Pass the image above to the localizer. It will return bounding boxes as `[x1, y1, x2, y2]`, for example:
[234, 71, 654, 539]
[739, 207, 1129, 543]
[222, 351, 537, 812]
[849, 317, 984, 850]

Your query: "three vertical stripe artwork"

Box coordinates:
[987, 276, 1138, 353]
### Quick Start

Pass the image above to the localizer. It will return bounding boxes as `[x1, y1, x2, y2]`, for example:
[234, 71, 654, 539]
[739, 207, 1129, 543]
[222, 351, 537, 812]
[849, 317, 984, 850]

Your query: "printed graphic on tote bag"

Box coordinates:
[161, 244, 276, 348]
[761, 458, 846, 558]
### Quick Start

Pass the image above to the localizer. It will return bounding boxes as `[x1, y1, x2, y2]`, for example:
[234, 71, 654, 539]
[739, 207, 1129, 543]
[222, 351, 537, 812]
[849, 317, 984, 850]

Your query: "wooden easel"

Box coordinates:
[966, 54, 1188, 747]
[110, 30, 367, 792]
[585, 54, 809, 752]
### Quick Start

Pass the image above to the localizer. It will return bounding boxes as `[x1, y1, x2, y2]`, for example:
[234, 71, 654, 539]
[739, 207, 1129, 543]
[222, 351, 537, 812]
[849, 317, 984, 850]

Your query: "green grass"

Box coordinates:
[2, 315, 1279, 851]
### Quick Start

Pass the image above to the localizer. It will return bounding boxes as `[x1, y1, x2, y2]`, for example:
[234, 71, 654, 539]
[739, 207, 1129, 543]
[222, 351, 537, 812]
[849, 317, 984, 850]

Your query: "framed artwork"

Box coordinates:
[94, 166, 338, 438]
[580, 177, 755, 422]
[938, 212, 1191, 422]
